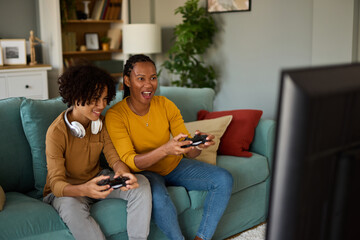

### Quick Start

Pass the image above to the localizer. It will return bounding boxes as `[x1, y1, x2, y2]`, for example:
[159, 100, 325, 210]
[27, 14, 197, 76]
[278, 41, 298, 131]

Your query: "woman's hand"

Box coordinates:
[194, 130, 215, 150]
[132, 133, 194, 170]
[183, 130, 215, 159]
[163, 133, 194, 156]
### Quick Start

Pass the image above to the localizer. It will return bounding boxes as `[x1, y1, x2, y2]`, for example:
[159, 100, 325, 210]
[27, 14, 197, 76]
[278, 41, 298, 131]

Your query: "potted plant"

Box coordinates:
[162, 0, 217, 89]
[100, 36, 111, 51]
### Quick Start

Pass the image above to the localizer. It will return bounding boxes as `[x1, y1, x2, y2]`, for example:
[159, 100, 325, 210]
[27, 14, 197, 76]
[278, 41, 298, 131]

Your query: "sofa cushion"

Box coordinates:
[159, 86, 215, 122]
[104, 90, 124, 115]
[188, 153, 270, 208]
[91, 198, 128, 236]
[218, 153, 270, 193]
[198, 109, 263, 157]
[0, 97, 34, 193]
[184, 116, 233, 165]
[0, 192, 73, 240]
[20, 98, 67, 196]
[167, 186, 191, 214]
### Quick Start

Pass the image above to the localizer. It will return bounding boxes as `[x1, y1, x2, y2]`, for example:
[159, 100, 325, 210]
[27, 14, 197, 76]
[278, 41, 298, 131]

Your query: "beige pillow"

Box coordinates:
[184, 115, 233, 165]
[0, 185, 5, 211]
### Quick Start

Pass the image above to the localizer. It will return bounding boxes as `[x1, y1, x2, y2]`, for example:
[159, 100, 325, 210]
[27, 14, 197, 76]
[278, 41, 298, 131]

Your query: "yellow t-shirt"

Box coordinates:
[43, 112, 120, 197]
[105, 96, 190, 176]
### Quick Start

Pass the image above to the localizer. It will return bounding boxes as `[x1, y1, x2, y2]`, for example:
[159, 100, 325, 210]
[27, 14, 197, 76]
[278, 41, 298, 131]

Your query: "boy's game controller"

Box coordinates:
[97, 176, 130, 189]
[181, 134, 208, 148]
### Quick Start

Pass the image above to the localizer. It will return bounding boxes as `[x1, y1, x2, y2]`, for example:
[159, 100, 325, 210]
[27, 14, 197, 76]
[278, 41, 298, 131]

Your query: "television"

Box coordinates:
[266, 63, 360, 240]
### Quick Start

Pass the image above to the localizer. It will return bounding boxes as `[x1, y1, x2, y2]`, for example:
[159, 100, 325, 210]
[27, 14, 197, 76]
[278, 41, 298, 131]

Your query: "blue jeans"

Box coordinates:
[141, 158, 233, 240]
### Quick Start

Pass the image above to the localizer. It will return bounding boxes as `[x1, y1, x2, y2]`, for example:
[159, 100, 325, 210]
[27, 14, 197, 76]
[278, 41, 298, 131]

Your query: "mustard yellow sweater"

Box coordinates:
[105, 96, 190, 176]
[43, 112, 120, 197]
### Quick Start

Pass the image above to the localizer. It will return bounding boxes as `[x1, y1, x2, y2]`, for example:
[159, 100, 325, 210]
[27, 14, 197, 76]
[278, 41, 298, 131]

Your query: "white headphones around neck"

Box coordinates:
[64, 108, 103, 138]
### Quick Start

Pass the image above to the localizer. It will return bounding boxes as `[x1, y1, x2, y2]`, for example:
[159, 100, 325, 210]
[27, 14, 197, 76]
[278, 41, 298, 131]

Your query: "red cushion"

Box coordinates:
[197, 109, 263, 157]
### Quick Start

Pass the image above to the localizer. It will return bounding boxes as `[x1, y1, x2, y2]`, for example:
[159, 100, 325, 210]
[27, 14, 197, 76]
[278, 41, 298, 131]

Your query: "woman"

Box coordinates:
[105, 54, 233, 240]
[43, 63, 152, 240]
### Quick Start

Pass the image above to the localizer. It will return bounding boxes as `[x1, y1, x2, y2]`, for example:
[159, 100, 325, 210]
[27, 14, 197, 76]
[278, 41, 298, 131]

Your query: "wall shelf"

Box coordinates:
[63, 49, 122, 55]
[64, 19, 123, 24]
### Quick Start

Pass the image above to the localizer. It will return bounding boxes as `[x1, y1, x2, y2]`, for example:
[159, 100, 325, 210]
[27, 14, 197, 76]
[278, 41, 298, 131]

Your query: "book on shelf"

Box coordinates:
[100, 0, 109, 20]
[91, 0, 121, 20]
[104, 0, 114, 20]
[63, 57, 75, 68]
[62, 32, 76, 52]
[91, 0, 105, 20]
[105, 0, 122, 20]
[113, 0, 122, 20]
[63, 58, 69, 68]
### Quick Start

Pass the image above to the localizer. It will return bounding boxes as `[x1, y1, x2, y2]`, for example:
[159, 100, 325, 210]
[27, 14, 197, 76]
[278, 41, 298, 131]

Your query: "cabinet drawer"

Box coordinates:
[7, 73, 43, 97]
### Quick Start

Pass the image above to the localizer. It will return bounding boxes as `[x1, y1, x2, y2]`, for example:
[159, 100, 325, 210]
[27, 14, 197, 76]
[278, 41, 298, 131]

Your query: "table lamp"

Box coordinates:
[122, 24, 162, 54]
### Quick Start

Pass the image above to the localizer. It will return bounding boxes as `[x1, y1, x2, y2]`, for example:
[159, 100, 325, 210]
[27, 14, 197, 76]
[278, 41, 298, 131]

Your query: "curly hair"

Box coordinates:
[123, 54, 156, 99]
[58, 63, 116, 107]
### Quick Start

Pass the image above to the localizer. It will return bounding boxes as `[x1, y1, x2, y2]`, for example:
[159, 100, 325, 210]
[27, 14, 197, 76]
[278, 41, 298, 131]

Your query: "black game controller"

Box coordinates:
[181, 134, 208, 148]
[97, 176, 130, 189]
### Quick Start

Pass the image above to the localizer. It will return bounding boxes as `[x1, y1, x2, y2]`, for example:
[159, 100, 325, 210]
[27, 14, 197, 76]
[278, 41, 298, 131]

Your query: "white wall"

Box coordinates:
[209, 0, 314, 119]
[123, 0, 359, 119]
[0, 0, 38, 38]
[130, 0, 152, 23]
[312, 0, 356, 65]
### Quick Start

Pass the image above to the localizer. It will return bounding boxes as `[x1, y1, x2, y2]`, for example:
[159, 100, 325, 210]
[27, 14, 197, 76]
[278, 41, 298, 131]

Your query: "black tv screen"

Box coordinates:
[266, 63, 360, 240]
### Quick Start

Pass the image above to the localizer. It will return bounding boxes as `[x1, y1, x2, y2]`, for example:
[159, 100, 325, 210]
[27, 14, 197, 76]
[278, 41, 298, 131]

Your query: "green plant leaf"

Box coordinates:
[162, 0, 217, 90]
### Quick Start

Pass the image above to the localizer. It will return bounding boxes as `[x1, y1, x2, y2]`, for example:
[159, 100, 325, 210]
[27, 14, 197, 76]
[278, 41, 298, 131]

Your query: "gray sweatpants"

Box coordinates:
[44, 173, 152, 240]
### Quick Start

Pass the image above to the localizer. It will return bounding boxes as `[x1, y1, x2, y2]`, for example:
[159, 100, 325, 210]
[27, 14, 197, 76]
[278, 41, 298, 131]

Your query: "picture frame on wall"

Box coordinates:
[0, 39, 27, 65]
[207, 0, 251, 13]
[85, 33, 100, 50]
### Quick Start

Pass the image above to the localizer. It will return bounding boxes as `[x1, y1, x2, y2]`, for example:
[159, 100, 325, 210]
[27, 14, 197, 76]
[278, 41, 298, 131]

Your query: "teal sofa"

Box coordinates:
[0, 86, 275, 240]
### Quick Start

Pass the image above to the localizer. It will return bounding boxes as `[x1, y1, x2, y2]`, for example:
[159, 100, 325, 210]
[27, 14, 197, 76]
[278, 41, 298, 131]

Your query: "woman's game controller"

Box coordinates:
[97, 176, 130, 189]
[181, 134, 208, 148]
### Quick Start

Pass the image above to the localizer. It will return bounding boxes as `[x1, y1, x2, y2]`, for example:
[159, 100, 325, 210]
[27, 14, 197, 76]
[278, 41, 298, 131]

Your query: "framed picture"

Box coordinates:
[0, 46, 3, 66]
[207, 0, 251, 13]
[0, 39, 27, 65]
[85, 33, 100, 50]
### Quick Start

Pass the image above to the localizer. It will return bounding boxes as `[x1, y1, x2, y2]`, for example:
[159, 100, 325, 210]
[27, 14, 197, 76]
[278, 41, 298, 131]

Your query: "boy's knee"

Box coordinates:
[133, 174, 152, 198]
[54, 197, 90, 222]
[136, 174, 150, 186]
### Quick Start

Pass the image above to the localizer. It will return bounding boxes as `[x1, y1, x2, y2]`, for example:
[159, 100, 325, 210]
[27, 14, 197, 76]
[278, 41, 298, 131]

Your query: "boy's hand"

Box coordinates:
[114, 172, 139, 191]
[84, 175, 113, 199]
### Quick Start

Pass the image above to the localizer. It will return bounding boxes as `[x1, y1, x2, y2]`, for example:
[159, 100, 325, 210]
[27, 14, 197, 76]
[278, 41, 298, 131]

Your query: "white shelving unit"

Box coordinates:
[38, 0, 129, 98]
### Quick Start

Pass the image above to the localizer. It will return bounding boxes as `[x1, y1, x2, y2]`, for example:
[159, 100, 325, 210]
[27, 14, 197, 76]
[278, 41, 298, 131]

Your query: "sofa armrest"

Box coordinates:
[250, 119, 276, 171]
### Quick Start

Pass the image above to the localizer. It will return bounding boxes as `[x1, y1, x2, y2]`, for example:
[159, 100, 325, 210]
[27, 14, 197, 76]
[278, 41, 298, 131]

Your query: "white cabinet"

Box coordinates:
[0, 65, 52, 100]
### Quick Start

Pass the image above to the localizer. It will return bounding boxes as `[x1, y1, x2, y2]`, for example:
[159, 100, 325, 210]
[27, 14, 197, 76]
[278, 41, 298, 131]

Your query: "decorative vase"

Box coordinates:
[83, 1, 91, 19]
[102, 43, 110, 51]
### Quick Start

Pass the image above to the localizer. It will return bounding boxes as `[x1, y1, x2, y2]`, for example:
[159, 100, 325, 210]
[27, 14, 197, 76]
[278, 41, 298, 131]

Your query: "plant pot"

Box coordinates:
[102, 43, 110, 51]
